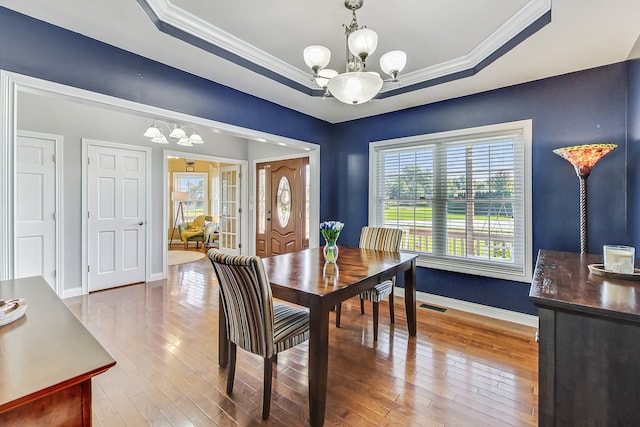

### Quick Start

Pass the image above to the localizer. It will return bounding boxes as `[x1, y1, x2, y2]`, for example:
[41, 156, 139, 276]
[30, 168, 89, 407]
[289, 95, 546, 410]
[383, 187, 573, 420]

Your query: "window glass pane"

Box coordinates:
[257, 169, 266, 234]
[277, 176, 291, 227]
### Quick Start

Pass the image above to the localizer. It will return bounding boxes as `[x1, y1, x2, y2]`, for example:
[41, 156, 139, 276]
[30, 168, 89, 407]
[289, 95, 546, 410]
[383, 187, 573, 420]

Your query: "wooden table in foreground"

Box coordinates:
[0, 276, 115, 426]
[530, 250, 640, 426]
[217, 246, 417, 427]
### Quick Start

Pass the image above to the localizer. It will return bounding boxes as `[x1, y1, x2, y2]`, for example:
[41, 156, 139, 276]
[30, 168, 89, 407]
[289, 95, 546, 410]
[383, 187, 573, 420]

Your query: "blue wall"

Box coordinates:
[627, 59, 640, 250]
[331, 63, 630, 314]
[1, 6, 636, 315]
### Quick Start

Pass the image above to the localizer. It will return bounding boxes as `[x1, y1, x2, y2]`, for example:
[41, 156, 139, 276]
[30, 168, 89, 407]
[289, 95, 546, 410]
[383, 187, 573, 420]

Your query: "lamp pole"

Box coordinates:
[169, 191, 189, 247]
[169, 201, 185, 246]
[578, 173, 589, 255]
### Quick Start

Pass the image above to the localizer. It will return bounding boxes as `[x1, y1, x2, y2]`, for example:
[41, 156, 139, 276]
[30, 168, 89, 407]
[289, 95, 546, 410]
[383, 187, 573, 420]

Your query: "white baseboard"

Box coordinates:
[63, 287, 83, 299]
[395, 288, 539, 328]
[150, 272, 165, 282]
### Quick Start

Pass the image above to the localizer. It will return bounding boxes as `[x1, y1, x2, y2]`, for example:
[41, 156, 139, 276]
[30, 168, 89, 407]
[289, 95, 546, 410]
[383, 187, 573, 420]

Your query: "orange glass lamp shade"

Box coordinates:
[553, 143, 617, 177]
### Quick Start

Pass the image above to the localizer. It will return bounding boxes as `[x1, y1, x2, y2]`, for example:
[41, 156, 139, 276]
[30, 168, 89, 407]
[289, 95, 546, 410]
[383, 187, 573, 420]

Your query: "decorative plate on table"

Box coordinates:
[588, 264, 640, 281]
[0, 298, 27, 326]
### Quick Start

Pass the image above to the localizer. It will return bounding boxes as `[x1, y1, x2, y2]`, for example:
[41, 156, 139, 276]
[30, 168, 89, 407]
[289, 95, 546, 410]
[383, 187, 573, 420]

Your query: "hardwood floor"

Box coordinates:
[64, 256, 538, 426]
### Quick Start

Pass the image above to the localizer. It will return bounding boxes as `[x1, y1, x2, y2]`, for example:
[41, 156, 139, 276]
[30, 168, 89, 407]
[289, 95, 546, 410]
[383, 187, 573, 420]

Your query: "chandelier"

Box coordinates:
[143, 121, 204, 146]
[303, 0, 407, 105]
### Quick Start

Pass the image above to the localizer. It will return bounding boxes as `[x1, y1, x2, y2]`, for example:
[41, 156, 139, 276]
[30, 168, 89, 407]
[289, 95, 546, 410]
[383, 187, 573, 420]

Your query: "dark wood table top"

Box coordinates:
[0, 276, 116, 413]
[262, 246, 417, 307]
[257, 245, 417, 426]
[530, 249, 640, 322]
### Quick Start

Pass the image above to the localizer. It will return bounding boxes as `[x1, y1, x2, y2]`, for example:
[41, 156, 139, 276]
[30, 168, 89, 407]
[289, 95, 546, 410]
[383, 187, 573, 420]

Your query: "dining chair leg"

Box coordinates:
[389, 290, 395, 324]
[227, 342, 237, 395]
[360, 298, 365, 315]
[373, 302, 380, 341]
[262, 355, 274, 420]
[335, 303, 342, 327]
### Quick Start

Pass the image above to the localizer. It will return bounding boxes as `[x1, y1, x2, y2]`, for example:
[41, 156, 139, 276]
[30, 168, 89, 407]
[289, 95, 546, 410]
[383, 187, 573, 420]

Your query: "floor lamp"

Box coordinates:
[553, 143, 617, 254]
[170, 191, 189, 246]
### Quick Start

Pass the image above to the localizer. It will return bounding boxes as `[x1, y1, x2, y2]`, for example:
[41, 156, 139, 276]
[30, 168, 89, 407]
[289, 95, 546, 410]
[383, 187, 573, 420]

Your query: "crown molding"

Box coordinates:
[138, 0, 551, 98]
[387, 0, 551, 90]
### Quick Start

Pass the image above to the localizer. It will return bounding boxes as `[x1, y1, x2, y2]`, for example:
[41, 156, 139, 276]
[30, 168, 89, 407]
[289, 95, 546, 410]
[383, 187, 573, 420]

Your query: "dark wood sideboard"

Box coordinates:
[0, 276, 115, 426]
[530, 250, 640, 426]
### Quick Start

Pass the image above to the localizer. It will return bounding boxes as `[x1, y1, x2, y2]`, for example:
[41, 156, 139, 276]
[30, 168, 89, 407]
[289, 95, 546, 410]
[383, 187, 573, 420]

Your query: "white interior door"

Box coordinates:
[15, 131, 58, 291]
[219, 165, 241, 255]
[88, 144, 146, 292]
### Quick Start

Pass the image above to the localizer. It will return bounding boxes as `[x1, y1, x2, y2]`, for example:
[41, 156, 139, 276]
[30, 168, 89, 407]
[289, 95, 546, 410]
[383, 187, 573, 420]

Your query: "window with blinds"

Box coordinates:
[369, 120, 532, 282]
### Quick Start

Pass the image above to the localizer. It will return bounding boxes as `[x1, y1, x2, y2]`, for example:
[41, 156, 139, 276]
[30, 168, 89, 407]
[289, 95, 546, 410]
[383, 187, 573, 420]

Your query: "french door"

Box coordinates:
[219, 165, 241, 255]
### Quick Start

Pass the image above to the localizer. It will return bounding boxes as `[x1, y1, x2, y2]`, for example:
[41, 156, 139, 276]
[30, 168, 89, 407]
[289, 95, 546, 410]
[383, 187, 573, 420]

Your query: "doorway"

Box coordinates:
[164, 151, 246, 269]
[256, 157, 309, 257]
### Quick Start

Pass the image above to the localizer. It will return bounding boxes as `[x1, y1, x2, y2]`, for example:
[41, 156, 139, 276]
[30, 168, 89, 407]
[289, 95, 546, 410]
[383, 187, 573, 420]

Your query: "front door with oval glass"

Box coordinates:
[256, 158, 308, 257]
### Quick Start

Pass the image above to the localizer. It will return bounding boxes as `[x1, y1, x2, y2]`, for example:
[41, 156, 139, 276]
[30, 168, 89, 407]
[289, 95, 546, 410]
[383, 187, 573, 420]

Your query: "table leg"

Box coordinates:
[218, 294, 228, 367]
[404, 259, 417, 336]
[308, 303, 329, 427]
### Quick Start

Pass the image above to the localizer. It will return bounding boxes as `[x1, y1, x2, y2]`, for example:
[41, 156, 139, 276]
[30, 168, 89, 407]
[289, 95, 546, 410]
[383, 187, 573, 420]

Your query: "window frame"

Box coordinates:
[369, 120, 533, 283]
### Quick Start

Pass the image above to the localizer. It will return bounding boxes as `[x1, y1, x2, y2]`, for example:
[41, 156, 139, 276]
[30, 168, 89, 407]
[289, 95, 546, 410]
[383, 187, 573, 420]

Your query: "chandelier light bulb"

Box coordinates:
[188, 132, 204, 144]
[380, 50, 407, 80]
[143, 125, 162, 138]
[303, 45, 331, 74]
[169, 126, 187, 140]
[177, 138, 193, 146]
[151, 135, 169, 144]
[327, 71, 383, 105]
[315, 68, 339, 89]
[348, 28, 378, 63]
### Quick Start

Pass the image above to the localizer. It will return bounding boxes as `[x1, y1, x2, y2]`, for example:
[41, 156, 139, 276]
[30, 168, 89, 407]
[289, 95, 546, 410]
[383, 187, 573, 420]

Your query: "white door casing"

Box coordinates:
[15, 131, 60, 292]
[87, 142, 147, 292]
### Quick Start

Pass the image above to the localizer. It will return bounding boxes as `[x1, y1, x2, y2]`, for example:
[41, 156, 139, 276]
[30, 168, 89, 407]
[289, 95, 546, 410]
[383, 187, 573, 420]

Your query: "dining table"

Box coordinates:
[217, 246, 418, 426]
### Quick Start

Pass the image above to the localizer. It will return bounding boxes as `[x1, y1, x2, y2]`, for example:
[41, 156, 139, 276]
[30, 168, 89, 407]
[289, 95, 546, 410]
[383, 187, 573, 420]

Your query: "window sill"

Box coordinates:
[414, 254, 532, 283]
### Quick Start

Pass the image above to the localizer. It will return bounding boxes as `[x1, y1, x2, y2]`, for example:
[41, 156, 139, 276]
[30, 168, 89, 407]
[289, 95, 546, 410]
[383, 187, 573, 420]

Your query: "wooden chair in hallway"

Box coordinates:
[336, 227, 404, 341]
[208, 250, 310, 420]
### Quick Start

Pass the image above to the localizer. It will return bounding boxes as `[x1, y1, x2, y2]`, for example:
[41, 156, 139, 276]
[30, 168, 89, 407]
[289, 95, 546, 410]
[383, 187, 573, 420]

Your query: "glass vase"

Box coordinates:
[323, 241, 339, 264]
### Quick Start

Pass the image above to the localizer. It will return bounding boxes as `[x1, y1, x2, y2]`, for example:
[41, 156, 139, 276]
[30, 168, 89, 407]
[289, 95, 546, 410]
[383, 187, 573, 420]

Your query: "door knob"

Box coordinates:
[138, 221, 144, 226]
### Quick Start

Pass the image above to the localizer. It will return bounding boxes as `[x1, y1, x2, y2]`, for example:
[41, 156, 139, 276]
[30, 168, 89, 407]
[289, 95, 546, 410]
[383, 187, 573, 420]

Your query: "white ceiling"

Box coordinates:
[2, 0, 640, 123]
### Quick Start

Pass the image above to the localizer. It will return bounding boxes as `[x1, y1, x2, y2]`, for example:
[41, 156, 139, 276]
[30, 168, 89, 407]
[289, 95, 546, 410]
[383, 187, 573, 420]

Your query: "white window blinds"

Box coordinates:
[370, 120, 532, 282]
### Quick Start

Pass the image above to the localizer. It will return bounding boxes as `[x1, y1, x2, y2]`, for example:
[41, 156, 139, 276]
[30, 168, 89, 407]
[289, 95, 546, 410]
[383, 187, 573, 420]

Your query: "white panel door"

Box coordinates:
[15, 132, 57, 290]
[219, 165, 241, 255]
[88, 144, 146, 291]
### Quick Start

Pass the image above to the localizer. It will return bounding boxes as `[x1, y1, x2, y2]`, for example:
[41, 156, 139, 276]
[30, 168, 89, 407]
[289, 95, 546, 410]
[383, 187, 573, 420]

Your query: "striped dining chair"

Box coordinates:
[208, 250, 310, 420]
[336, 227, 403, 341]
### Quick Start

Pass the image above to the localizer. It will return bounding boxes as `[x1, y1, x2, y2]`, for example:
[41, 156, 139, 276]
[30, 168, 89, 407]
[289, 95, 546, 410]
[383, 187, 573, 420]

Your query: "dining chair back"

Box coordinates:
[335, 227, 403, 341]
[208, 250, 310, 420]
